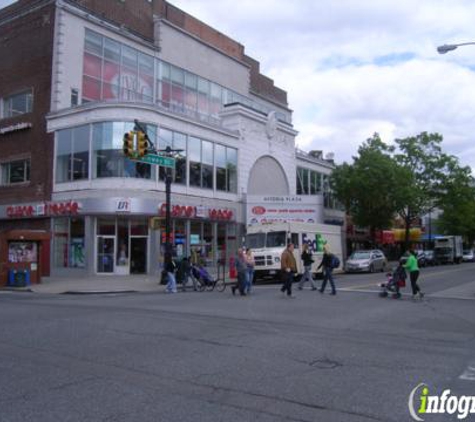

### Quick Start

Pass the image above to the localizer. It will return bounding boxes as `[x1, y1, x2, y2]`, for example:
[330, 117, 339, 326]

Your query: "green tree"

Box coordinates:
[436, 157, 475, 244]
[331, 134, 408, 243]
[393, 132, 452, 248]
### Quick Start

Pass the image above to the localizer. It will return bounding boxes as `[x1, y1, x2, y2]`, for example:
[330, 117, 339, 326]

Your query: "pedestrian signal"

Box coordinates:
[137, 130, 148, 157]
[123, 131, 136, 157]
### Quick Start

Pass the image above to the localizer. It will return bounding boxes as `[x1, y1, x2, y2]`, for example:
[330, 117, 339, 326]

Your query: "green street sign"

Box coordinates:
[132, 154, 175, 168]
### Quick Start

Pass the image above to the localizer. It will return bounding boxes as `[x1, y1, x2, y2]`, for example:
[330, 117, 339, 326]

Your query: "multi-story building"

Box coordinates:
[0, 0, 344, 284]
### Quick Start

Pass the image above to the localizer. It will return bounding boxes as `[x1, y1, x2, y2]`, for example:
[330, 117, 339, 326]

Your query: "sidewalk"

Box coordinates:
[2, 275, 164, 295]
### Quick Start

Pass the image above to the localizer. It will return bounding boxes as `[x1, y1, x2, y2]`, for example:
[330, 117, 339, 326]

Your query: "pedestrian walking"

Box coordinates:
[280, 243, 297, 298]
[177, 256, 196, 291]
[232, 248, 247, 296]
[298, 243, 317, 291]
[404, 250, 424, 299]
[318, 245, 337, 295]
[245, 248, 255, 294]
[164, 252, 177, 293]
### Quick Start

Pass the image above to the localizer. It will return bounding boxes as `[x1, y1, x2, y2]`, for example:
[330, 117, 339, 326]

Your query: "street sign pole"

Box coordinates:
[165, 170, 172, 257]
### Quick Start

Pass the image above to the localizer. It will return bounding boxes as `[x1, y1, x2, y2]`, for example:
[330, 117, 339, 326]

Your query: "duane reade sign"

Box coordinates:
[246, 195, 323, 225]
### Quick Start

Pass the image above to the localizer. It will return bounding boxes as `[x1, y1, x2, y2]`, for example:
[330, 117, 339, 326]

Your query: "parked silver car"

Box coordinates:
[345, 250, 387, 273]
[462, 249, 475, 262]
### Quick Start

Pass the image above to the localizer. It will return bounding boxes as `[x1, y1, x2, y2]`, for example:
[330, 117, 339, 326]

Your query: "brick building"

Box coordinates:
[0, 0, 343, 284]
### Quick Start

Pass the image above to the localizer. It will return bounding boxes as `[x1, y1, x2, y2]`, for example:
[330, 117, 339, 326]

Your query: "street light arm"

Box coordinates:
[437, 41, 475, 54]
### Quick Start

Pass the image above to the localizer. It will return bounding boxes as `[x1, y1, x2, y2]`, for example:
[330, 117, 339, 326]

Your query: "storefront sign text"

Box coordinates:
[6, 200, 81, 218]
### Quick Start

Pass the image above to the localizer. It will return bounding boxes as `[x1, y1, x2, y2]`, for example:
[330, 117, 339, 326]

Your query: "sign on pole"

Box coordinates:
[132, 154, 175, 168]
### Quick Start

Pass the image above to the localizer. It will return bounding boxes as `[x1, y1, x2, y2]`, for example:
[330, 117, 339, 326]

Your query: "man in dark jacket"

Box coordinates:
[280, 243, 297, 298]
[318, 246, 336, 295]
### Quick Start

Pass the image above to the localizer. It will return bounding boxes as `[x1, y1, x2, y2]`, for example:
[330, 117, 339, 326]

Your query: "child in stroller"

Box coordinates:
[379, 260, 407, 299]
[191, 263, 214, 289]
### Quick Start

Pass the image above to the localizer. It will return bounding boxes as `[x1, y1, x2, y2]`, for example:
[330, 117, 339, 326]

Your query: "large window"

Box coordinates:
[158, 128, 187, 185]
[83, 29, 154, 103]
[297, 167, 323, 195]
[83, 29, 291, 124]
[55, 126, 90, 182]
[93, 122, 155, 179]
[2, 90, 33, 118]
[189, 137, 213, 189]
[215, 144, 237, 193]
[54, 121, 237, 192]
[1, 159, 30, 185]
[53, 217, 85, 268]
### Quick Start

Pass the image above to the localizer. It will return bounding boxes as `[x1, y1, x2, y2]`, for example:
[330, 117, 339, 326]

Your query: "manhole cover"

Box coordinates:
[309, 359, 342, 369]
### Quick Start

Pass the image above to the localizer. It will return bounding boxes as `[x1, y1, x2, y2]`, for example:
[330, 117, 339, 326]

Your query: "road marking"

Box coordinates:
[459, 366, 475, 381]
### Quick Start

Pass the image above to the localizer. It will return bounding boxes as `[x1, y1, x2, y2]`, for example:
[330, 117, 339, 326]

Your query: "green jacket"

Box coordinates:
[404, 254, 419, 272]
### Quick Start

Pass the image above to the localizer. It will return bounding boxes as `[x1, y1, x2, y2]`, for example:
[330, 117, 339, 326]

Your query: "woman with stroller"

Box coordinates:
[404, 250, 424, 300]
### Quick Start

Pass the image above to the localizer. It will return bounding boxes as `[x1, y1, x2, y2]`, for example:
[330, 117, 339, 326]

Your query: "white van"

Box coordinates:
[245, 222, 343, 279]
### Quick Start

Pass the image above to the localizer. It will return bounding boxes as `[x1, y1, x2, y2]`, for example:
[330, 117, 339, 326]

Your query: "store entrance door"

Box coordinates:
[130, 237, 147, 274]
[97, 236, 115, 273]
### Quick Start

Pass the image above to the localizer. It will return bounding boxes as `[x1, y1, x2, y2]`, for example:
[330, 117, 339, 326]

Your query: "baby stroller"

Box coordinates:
[379, 263, 406, 299]
[190, 263, 214, 291]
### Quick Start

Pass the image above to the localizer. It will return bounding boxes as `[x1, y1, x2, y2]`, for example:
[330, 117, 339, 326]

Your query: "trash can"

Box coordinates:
[7, 269, 30, 287]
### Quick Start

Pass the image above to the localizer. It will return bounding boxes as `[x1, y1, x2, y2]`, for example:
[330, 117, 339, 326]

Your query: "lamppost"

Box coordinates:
[437, 42, 475, 54]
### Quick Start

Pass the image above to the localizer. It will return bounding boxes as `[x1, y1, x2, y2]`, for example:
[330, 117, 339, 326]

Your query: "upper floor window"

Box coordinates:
[297, 166, 324, 195]
[82, 29, 291, 125]
[1, 159, 31, 185]
[2, 90, 33, 118]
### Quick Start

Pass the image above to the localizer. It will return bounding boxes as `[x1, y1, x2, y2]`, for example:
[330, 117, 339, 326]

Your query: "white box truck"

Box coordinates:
[245, 222, 343, 279]
[434, 235, 463, 264]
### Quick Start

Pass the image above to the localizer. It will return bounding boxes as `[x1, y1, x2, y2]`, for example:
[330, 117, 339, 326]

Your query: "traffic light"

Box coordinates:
[136, 130, 148, 157]
[123, 131, 136, 157]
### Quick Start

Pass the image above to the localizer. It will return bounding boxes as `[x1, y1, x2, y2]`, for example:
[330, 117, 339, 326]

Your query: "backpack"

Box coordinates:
[331, 255, 340, 269]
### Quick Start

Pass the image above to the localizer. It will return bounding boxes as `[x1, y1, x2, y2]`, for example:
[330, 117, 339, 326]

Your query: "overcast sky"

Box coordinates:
[2, 0, 475, 170]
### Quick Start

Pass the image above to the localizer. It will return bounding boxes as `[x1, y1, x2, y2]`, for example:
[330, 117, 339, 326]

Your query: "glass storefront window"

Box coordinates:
[53, 217, 85, 268]
[173, 220, 187, 258]
[117, 218, 129, 267]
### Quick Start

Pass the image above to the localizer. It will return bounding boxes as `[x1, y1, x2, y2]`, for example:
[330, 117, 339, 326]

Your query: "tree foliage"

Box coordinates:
[331, 131, 475, 246]
[331, 134, 408, 240]
[436, 157, 475, 244]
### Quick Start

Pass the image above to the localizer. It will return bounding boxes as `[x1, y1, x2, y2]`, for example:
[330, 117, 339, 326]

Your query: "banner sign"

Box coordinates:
[246, 195, 323, 225]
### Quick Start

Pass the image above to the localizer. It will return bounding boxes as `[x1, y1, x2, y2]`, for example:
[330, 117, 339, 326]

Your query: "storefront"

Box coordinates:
[0, 197, 239, 279]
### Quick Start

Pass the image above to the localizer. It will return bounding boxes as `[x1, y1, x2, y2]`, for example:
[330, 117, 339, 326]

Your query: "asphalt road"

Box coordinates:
[0, 263, 474, 422]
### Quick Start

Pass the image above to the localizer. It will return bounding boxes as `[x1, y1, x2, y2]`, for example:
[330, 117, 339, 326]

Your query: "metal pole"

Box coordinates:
[165, 170, 172, 256]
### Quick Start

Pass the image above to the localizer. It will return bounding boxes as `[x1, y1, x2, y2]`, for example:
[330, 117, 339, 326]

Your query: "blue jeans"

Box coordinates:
[299, 265, 316, 289]
[246, 268, 254, 293]
[166, 272, 177, 293]
[320, 267, 336, 294]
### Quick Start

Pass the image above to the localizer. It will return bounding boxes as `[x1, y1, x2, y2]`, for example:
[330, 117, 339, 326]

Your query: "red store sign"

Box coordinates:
[158, 204, 233, 221]
[6, 200, 81, 218]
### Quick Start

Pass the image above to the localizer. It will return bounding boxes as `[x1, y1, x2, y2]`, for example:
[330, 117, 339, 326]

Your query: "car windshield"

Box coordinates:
[350, 252, 370, 260]
[266, 231, 287, 248]
[425, 250, 434, 257]
[246, 233, 265, 249]
[463, 250, 472, 254]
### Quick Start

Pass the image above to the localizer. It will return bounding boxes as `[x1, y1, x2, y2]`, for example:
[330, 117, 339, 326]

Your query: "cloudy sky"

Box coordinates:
[2, 0, 475, 169]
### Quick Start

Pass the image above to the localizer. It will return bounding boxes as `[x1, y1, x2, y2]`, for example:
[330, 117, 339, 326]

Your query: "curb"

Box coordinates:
[61, 290, 139, 295]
